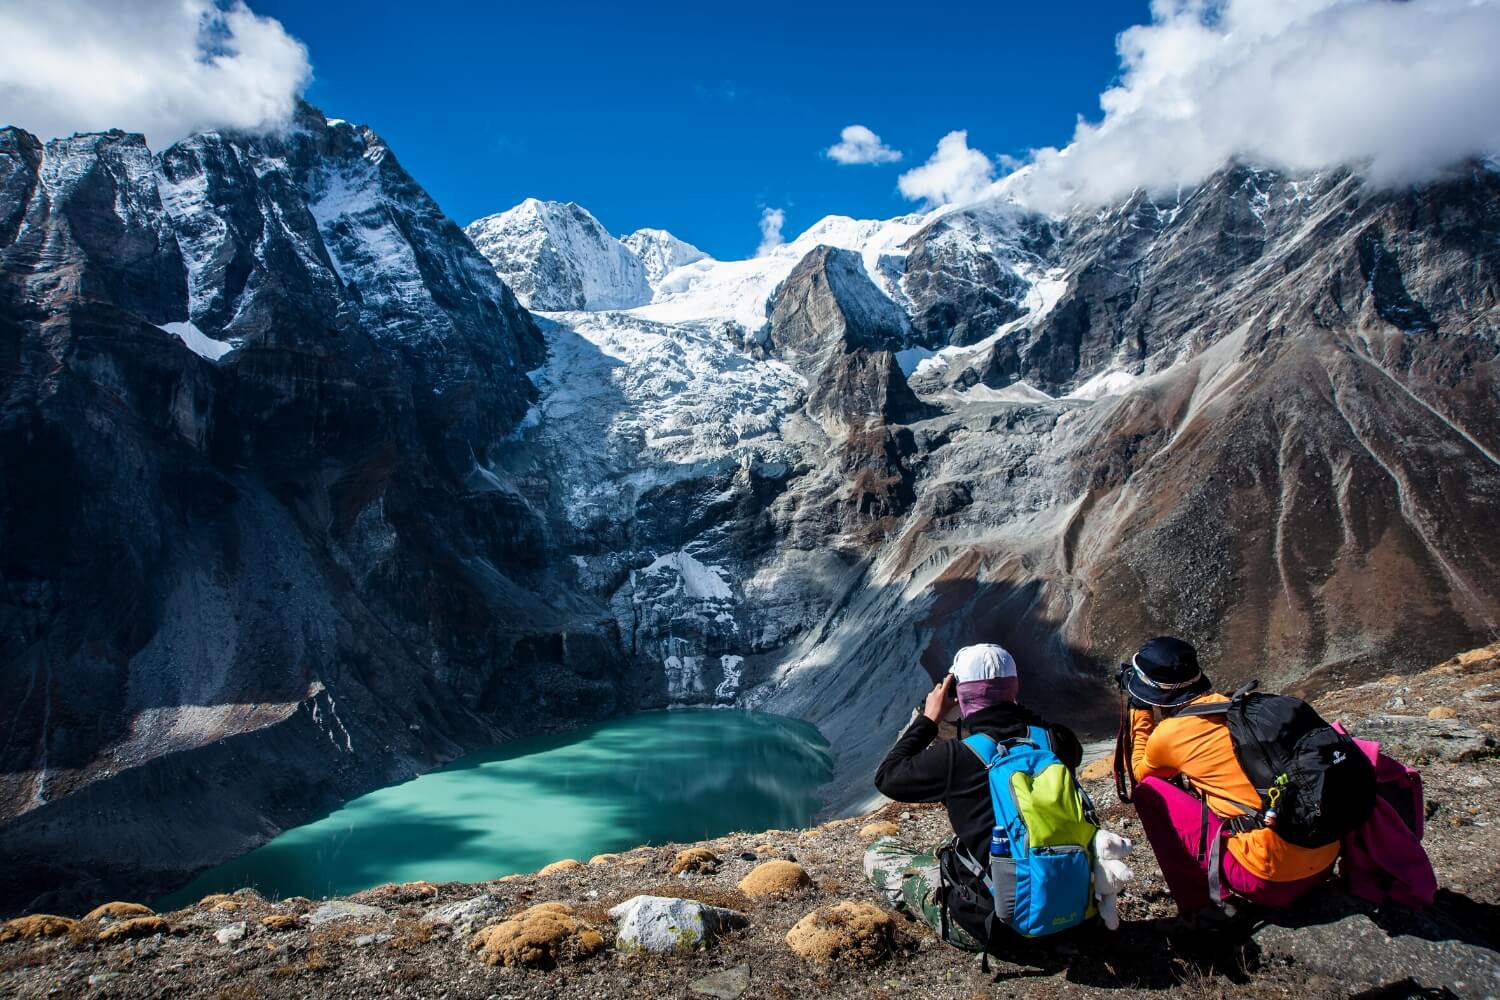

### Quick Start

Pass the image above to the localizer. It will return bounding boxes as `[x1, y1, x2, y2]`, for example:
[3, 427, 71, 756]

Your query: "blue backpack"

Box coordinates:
[951, 727, 1098, 938]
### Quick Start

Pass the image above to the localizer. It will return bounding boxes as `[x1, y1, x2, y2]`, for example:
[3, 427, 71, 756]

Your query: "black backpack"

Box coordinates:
[1176, 683, 1376, 848]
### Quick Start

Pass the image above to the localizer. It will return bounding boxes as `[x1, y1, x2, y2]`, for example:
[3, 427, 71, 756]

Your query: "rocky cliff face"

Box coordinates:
[0, 107, 633, 914]
[4, 103, 1498, 919]
[484, 161, 1500, 818]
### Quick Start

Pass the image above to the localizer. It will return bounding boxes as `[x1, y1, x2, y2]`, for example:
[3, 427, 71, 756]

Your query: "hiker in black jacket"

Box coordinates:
[865, 644, 1083, 951]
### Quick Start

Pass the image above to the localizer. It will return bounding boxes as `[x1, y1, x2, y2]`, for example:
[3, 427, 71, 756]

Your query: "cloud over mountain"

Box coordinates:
[757, 207, 786, 256]
[825, 125, 901, 165]
[897, 131, 994, 207]
[903, 0, 1500, 214]
[0, 0, 310, 148]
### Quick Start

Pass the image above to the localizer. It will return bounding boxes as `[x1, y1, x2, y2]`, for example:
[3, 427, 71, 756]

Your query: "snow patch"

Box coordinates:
[158, 320, 235, 361]
[911, 266, 1068, 381]
[956, 381, 1055, 404]
[644, 550, 733, 601]
[1067, 369, 1142, 401]
[715, 655, 744, 700]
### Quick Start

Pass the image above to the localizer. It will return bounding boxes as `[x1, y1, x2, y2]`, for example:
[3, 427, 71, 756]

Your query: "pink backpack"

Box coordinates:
[1333, 723, 1437, 908]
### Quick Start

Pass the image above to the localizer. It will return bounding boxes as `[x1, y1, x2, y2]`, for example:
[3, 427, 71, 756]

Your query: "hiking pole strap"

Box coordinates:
[1114, 692, 1135, 803]
[1197, 798, 1211, 863]
[1206, 829, 1227, 909]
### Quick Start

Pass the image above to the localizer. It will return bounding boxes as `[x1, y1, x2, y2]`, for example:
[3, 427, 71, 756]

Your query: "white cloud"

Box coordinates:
[826, 124, 902, 165]
[1003, 0, 1500, 213]
[897, 130, 995, 206]
[0, 0, 310, 149]
[757, 207, 785, 256]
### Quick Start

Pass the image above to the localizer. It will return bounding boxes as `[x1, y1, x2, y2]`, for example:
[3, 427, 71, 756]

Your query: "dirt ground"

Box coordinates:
[2, 646, 1497, 1000]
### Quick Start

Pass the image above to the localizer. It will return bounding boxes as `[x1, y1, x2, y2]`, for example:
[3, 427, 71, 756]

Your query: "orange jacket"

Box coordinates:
[1131, 694, 1339, 881]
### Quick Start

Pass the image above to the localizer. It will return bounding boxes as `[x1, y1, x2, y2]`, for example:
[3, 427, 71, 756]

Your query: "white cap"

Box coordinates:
[949, 643, 1018, 683]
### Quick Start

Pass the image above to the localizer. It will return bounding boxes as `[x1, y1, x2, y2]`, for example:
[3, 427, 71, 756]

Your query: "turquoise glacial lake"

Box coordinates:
[160, 710, 832, 907]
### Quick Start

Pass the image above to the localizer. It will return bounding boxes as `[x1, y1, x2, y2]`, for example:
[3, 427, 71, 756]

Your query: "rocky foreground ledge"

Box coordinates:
[3, 649, 1498, 1000]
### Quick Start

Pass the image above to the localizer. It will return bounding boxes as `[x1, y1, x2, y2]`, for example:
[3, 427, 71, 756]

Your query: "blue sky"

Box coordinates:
[253, 0, 1152, 259]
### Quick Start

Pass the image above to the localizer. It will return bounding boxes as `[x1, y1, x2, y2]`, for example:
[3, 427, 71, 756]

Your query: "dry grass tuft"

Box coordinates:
[785, 901, 897, 965]
[97, 916, 169, 942]
[668, 848, 720, 875]
[468, 902, 604, 968]
[83, 902, 153, 922]
[0, 915, 78, 943]
[738, 860, 814, 900]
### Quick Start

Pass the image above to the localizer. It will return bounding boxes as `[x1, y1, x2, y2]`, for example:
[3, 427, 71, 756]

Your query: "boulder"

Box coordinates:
[1253, 912, 1500, 997]
[608, 895, 749, 954]
[306, 901, 387, 926]
[214, 922, 247, 945]
[469, 902, 604, 968]
[670, 848, 721, 876]
[690, 963, 752, 999]
[785, 902, 896, 965]
[0, 915, 78, 942]
[421, 894, 506, 936]
[738, 860, 813, 899]
[1354, 715, 1493, 763]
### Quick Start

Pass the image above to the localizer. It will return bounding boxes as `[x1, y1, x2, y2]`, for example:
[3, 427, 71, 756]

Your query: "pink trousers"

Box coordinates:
[1133, 776, 1332, 913]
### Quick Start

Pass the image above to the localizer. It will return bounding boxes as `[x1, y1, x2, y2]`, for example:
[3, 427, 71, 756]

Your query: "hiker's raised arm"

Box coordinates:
[873, 707, 951, 802]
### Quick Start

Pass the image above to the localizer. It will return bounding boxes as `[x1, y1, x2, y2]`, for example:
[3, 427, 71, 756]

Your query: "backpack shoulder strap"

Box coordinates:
[1174, 701, 1229, 719]
[1025, 725, 1053, 753]
[1175, 680, 1262, 719]
[962, 732, 1001, 766]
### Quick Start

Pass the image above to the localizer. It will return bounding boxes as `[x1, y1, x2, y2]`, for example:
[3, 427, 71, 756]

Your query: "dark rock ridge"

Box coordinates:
[765, 246, 925, 433]
[0, 106, 633, 915]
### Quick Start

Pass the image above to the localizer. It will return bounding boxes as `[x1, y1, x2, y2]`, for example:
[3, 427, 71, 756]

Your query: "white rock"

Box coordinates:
[607, 895, 749, 953]
[306, 901, 387, 926]
[215, 921, 247, 945]
[420, 894, 505, 936]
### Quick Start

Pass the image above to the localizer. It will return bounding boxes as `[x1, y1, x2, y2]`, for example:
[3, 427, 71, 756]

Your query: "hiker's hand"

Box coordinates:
[923, 675, 956, 723]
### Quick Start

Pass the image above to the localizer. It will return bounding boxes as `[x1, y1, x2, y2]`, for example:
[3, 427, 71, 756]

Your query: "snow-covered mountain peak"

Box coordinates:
[621, 228, 709, 288]
[629, 209, 938, 331]
[465, 199, 651, 311]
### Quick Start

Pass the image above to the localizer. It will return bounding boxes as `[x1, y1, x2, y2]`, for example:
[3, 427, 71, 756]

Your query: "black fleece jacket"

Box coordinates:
[874, 703, 1084, 864]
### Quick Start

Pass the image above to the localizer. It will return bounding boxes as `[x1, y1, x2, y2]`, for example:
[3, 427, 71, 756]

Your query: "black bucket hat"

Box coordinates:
[1125, 636, 1211, 708]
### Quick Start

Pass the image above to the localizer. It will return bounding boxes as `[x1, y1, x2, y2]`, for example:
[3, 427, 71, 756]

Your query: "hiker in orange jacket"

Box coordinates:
[1119, 637, 1337, 921]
